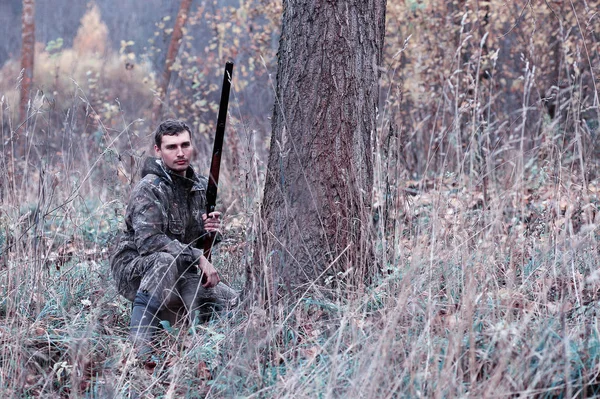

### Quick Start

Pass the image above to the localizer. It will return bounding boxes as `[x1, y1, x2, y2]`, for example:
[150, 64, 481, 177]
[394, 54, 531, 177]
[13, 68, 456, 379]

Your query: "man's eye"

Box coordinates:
[166, 145, 176, 150]
[182, 143, 191, 148]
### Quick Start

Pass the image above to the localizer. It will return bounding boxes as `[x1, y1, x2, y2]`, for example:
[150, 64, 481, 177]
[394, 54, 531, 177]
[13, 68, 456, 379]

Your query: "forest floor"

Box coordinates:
[2, 168, 600, 398]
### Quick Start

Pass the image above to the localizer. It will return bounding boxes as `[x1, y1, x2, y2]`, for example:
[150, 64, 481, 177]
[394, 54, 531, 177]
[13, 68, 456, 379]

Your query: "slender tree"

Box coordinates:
[152, 0, 193, 122]
[19, 0, 35, 142]
[250, 0, 387, 302]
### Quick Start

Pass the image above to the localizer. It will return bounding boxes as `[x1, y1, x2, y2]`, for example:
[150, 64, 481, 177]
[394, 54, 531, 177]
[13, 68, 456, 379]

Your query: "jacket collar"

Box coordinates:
[141, 157, 204, 191]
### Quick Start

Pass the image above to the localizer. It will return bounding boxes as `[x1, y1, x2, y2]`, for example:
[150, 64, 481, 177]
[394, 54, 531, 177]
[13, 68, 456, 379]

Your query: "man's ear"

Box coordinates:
[154, 144, 160, 156]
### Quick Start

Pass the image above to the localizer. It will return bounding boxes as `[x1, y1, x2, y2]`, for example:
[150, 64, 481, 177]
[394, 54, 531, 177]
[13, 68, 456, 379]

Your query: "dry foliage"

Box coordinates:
[0, 0, 599, 397]
[72, 4, 109, 56]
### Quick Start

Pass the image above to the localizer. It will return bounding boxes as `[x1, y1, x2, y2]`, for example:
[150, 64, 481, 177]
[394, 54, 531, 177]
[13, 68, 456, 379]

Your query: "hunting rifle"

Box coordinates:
[203, 61, 233, 260]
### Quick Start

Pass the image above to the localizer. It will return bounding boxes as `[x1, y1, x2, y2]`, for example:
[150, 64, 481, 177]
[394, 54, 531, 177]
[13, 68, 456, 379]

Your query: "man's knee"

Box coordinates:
[215, 283, 240, 309]
[181, 279, 239, 313]
[138, 252, 180, 302]
[154, 252, 176, 267]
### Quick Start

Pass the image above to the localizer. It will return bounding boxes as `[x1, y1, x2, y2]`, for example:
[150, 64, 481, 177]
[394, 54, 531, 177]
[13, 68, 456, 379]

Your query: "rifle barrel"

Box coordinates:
[206, 61, 234, 216]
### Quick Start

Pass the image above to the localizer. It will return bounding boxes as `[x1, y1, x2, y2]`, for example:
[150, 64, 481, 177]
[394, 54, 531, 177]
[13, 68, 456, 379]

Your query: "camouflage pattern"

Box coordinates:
[111, 157, 236, 316]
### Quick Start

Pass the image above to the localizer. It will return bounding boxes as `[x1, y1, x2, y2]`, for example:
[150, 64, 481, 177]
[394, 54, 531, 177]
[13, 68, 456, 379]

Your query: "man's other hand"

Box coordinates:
[202, 211, 222, 234]
[199, 255, 220, 288]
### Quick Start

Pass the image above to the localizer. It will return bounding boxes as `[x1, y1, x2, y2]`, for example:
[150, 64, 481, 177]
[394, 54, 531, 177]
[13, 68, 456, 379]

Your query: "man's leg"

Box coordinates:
[129, 291, 162, 357]
[130, 252, 181, 356]
[178, 273, 239, 324]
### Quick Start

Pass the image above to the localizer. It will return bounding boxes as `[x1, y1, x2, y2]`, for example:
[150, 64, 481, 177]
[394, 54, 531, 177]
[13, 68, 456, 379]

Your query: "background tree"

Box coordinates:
[19, 0, 35, 150]
[249, 0, 387, 302]
[152, 0, 193, 122]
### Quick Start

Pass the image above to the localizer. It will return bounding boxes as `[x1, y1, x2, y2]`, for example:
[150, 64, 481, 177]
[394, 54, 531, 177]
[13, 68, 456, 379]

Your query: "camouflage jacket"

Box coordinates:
[111, 157, 210, 269]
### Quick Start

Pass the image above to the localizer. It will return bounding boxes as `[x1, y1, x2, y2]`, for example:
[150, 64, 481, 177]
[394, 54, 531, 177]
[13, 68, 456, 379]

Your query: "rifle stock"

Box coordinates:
[203, 61, 233, 260]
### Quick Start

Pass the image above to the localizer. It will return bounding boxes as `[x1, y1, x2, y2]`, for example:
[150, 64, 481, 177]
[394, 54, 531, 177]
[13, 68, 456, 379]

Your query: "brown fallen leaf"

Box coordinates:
[197, 361, 212, 380]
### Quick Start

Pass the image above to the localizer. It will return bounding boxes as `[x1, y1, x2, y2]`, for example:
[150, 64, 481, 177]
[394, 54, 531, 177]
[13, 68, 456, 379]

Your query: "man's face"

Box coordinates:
[155, 130, 193, 176]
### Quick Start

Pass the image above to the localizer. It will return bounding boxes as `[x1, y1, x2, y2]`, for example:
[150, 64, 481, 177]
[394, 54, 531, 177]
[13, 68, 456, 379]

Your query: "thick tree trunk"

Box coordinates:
[250, 0, 387, 301]
[19, 0, 35, 152]
[152, 0, 193, 122]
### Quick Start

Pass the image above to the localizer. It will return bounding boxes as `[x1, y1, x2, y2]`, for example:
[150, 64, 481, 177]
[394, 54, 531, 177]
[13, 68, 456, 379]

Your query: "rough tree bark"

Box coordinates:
[250, 0, 387, 302]
[152, 0, 193, 122]
[19, 0, 35, 152]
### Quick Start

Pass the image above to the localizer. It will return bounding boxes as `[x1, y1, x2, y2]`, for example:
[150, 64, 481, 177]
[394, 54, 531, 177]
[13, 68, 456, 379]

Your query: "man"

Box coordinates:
[111, 119, 237, 358]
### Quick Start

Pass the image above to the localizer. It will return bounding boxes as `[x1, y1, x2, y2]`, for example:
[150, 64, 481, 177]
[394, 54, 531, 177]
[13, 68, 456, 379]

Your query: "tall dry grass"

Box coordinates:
[1, 0, 600, 398]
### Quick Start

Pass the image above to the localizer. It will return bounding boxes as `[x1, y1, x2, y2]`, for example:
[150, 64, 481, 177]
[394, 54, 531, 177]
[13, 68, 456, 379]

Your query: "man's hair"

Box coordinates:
[154, 119, 192, 148]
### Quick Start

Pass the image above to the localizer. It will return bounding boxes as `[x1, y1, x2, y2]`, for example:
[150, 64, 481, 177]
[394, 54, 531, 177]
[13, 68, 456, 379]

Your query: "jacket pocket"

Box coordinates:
[169, 219, 185, 236]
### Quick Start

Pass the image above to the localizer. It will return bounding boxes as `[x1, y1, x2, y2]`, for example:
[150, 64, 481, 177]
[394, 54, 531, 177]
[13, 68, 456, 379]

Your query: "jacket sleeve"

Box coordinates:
[195, 175, 223, 247]
[129, 180, 203, 263]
